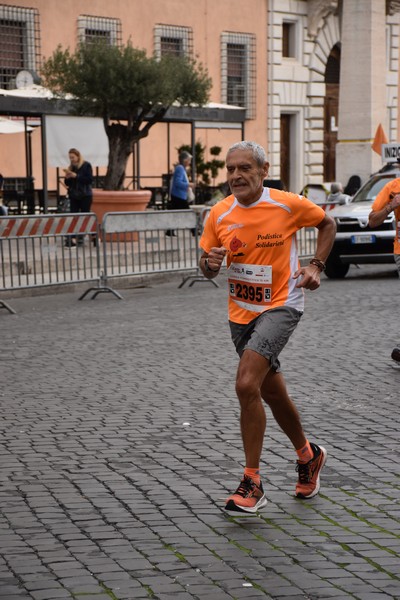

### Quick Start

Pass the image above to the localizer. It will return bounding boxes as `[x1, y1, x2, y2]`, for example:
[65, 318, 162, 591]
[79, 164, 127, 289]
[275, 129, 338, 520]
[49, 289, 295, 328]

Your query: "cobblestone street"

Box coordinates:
[1, 265, 399, 600]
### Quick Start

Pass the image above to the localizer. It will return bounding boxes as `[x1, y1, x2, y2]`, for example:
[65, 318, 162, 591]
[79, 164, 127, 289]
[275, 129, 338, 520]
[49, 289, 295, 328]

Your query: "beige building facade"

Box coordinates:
[268, 0, 400, 192]
[0, 0, 268, 192]
[1, 0, 400, 198]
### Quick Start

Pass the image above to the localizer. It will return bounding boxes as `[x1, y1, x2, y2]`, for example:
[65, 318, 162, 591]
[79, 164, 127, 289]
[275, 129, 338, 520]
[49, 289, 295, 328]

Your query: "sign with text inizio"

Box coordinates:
[381, 143, 400, 163]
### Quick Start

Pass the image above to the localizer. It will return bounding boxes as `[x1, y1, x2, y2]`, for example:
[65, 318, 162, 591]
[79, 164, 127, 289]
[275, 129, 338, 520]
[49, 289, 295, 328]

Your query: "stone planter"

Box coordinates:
[91, 188, 151, 241]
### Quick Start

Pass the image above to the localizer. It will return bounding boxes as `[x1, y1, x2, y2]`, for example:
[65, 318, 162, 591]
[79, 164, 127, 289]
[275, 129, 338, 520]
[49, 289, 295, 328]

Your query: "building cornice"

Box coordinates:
[307, 1, 400, 40]
[307, 0, 338, 39]
[387, 0, 400, 15]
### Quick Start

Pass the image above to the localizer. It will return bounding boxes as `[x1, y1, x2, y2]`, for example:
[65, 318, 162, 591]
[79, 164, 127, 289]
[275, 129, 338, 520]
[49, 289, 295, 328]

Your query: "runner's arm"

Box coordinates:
[313, 212, 337, 264]
[369, 193, 400, 227]
[293, 213, 336, 290]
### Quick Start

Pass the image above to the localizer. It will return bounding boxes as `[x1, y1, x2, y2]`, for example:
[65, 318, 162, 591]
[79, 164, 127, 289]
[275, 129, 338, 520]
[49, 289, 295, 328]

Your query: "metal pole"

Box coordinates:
[136, 141, 140, 189]
[27, 131, 33, 179]
[24, 117, 30, 179]
[191, 121, 196, 182]
[41, 115, 48, 213]
[56, 167, 60, 197]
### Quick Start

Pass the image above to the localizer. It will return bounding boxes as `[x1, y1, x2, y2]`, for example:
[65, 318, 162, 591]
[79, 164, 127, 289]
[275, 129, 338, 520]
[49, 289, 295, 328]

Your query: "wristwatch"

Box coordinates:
[204, 258, 218, 272]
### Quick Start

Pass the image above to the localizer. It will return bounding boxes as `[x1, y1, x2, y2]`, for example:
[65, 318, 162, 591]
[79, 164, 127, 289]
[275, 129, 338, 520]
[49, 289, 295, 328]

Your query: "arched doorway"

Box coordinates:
[324, 44, 341, 181]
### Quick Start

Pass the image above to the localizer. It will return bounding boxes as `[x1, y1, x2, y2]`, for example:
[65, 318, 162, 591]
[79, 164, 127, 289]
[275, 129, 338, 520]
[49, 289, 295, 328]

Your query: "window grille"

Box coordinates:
[78, 15, 122, 46]
[221, 32, 256, 119]
[154, 25, 193, 58]
[0, 4, 40, 89]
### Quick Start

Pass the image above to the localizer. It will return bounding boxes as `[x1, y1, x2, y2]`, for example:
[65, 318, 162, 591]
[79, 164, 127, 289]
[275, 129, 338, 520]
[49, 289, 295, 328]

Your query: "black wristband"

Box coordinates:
[309, 258, 326, 272]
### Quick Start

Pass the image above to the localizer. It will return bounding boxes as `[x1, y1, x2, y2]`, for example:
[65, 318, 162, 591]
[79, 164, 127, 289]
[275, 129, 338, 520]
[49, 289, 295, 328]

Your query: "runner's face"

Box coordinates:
[226, 149, 269, 205]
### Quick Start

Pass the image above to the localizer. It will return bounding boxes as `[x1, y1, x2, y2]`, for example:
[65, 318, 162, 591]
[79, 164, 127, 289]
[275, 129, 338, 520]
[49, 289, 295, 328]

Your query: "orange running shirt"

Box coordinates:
[200, 187, 325, 324]
[371, 178, 400, 255]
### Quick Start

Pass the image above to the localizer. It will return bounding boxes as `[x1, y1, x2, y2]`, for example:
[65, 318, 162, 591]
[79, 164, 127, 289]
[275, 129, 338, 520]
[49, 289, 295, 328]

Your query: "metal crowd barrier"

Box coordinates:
[0, 213, 99, 312]
[1, 209, 319, 312]
[296, 227, 318, 258]
[80, 209, 211, 299]
[177, 205, 218, 288]
[0, 213, 99, 289]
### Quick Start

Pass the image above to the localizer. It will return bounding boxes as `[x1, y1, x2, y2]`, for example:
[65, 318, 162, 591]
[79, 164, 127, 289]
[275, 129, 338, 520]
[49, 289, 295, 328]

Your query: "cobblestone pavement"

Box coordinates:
[1, 265, 399, 600]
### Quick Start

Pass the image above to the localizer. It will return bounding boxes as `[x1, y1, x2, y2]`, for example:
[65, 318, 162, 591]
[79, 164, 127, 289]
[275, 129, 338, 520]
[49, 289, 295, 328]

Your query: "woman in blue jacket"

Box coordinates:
[166, 150, 195, 236]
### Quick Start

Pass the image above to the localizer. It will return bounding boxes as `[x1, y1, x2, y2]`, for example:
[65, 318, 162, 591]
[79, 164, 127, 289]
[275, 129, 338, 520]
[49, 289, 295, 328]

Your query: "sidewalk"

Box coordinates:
[0, 265, 399, 600]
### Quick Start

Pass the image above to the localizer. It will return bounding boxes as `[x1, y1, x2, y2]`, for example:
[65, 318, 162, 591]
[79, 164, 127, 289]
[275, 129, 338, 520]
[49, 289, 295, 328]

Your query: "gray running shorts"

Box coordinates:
[229, 306, 303, 372]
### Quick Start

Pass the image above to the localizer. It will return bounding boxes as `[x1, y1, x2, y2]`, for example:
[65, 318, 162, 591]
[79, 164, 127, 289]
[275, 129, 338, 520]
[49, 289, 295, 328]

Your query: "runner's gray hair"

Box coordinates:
[227, 141, 267, 167]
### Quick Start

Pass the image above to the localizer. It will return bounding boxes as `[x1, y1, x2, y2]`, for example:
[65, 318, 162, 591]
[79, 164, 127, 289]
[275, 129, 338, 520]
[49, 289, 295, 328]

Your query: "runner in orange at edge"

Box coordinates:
[199, 140, 336, 515]
[368, 180, 400, 365]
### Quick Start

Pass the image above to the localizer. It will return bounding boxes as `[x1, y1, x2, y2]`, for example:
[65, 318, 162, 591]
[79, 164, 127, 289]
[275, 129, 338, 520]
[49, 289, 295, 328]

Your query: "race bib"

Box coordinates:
[228, 263, 272, 313]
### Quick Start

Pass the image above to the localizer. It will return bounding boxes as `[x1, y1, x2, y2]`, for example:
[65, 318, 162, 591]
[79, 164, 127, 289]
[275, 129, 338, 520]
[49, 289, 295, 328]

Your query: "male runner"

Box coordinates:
[199, 141, 336, 515]
[368, 180, 400, 365]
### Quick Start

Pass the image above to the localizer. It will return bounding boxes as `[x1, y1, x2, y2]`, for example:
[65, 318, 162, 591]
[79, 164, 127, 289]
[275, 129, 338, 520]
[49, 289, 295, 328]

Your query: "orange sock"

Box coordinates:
[296, 440, 313, 463]
[244, 467, 261, 485]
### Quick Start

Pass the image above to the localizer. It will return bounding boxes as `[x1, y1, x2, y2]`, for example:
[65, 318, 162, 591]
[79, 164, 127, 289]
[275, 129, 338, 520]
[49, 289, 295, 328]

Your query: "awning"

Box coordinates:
[0, 86, 246, 124]
[0, 116, 33, 134]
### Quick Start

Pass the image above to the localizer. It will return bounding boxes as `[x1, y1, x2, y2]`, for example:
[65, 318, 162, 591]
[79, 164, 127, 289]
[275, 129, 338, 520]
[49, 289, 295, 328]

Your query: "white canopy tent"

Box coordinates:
[46, 115, 109, 167]
[0, 116, 33, 134]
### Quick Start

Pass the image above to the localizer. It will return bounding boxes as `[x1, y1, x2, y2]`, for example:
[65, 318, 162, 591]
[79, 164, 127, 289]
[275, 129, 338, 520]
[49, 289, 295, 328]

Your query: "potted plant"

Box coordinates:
[41, 40, 212, 218]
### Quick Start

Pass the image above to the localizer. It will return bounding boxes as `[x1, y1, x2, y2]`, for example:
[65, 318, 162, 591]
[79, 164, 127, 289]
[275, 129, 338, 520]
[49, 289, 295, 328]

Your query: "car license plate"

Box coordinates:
[351, 234, 376, 244]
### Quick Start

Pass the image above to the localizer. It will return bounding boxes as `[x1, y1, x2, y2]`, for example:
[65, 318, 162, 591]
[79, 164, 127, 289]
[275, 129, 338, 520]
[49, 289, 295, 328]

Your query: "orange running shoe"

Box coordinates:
[225, 475, 267, 515]
[295, 443, 327, 499]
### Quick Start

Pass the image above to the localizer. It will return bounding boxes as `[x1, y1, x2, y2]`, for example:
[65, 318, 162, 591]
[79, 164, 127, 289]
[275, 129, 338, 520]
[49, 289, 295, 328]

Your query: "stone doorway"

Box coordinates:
[324, 44, 341, 181]
[280, 114, 291, 191]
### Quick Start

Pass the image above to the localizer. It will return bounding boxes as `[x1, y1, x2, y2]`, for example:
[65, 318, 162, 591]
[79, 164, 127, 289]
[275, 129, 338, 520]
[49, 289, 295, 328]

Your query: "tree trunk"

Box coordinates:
[104, 123, 135, 190]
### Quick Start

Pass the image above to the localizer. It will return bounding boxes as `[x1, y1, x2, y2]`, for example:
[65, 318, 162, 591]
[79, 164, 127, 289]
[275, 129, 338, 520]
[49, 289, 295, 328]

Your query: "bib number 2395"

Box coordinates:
[230, 282, 270, 303]
[227, 263, 272, 311]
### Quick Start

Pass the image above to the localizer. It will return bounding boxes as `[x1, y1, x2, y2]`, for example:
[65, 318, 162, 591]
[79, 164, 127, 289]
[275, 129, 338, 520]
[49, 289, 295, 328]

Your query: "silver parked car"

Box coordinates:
[324, 166, 398, 278]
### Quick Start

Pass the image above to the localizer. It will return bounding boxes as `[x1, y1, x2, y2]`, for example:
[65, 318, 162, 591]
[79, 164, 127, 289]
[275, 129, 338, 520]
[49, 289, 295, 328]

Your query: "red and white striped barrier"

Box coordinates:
[0, 213, 100, 300]
[0, 213, 97, 238]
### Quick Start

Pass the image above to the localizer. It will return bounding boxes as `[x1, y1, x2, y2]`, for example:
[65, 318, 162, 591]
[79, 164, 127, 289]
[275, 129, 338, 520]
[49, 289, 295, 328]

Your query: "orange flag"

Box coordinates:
[371, 123, 388, 155]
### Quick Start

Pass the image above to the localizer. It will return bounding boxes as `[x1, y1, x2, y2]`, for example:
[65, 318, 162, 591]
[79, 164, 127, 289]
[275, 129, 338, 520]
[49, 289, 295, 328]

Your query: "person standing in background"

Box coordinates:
[63, 148, 93, 247]
[0, 172, 6, 215]
[327, 182, 351, 205]
[166, 150, 195, 236]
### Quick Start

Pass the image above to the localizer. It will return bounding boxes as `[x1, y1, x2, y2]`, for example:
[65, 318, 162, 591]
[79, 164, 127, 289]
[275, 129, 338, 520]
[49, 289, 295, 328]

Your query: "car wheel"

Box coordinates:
[324, 254, 350, 279]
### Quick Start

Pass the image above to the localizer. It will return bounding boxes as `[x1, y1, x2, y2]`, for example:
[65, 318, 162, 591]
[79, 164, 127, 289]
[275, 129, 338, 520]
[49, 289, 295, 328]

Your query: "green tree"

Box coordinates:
[41, 41, 212, 190]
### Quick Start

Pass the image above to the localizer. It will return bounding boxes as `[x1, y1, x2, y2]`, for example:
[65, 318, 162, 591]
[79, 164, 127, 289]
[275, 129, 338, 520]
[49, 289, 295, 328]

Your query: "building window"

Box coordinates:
[78, 15, 122, 45]
[154, 25, 193, 58]
[282, 21, 296, 58]
[221, 32, 256, 119]
[0, 4, 40, 89]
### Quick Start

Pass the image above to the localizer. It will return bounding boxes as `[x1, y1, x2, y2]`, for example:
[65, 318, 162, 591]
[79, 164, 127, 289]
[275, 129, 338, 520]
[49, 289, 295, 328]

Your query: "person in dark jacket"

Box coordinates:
[63, 148, 93, 246]
[0, 173, 6, 216]
[343, 174, 361, 196]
